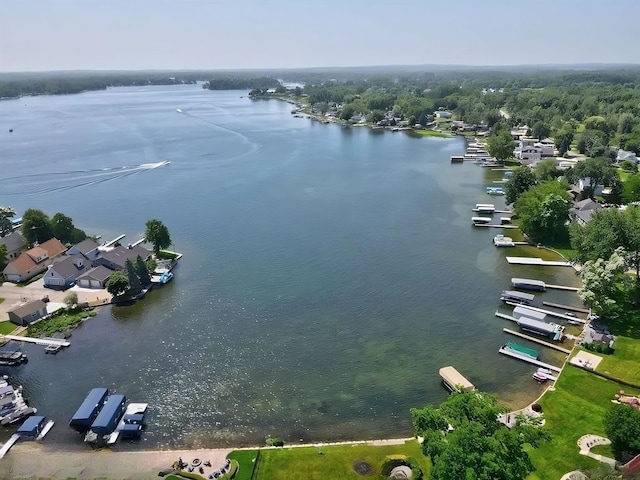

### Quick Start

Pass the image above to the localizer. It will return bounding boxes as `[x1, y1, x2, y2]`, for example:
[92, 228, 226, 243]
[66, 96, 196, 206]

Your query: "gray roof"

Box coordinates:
[574, 198, 601, 211]
[71, 239, 100, 255]
[78, 265, 113, 282]
[98, 245, 151, 269]
[584, 327, 615, 347]
[49, 254, 89, 280]
[0, 231, 27, 252]
[8, 299, 46, 318]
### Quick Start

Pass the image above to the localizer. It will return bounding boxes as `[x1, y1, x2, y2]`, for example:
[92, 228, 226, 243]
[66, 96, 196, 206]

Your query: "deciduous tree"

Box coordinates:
[514, 181, 572, 243]
[0, 243, 7, 272]
[106, 271, 129, 297]
[579, 248, 627, 315]
[487, 130, 516, 162]
[604, 403, 640, 459]
[505, 167, 537, 204]
[144, 219, 172, 256]
[0, 206, 15, 237]
[411, 391, 549, 480]
[21, 209, 53, 245]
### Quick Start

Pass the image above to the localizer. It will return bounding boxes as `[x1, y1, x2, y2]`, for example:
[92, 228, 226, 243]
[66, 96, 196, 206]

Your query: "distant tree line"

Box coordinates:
[203, 77, 281, 91]
[0, 74, 198, 99]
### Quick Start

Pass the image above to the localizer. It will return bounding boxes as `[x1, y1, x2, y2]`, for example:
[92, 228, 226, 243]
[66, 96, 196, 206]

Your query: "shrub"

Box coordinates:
[583, 342, 613, 355]
[265, 437, 284, 447]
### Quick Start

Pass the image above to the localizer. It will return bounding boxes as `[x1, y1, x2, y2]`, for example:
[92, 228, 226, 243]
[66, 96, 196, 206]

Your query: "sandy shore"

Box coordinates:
[0, 442, 232, 479]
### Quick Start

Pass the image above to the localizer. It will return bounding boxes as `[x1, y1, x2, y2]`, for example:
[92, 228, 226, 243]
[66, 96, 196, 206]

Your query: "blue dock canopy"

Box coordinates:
[90, 394, 126, 435]
[70, 388, 109, 430]
[17, 415, 45, 437]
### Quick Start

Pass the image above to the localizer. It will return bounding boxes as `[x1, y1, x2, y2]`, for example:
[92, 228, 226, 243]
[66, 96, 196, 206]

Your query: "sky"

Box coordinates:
[1, 0, 640, 72]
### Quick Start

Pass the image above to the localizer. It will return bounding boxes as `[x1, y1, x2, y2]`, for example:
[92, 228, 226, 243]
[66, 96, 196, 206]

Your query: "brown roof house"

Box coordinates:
[7, 299, 48, 326]
[2, 237, 67, 283]
[0, 231, 27, 261]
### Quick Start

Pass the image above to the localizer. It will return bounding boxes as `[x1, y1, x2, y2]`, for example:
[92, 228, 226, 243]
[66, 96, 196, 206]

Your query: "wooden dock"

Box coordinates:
[506, 256, 573, 267]
[502, 328, 572, 354]
[498, 348, 562, 372]
[543, 301, 589, 313]
[504, 303, 587, 323]
[546, 284, 580, 292]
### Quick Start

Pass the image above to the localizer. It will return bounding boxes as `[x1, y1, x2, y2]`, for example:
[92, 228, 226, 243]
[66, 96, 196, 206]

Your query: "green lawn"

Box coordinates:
[227, 450, 259, 480]
[0, 321, 16, 335]
[253, 440, 430, 480]
[413, 129, 454, 138]
[596, 336, 640, 384]
[526, 364, 640, 479]
[27, 308, 96, 338]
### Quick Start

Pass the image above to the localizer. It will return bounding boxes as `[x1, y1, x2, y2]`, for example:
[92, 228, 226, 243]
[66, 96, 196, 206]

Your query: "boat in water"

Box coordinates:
[0, 351, 27, 366]
[512, 278, 546, 292]
[500, 290, 535, 306]
[0, 377, 37, 426]
[494, 235, 515, 247]
[500, 341, 539, 360]
[159, 271, 173, 284]
[439, 366, 475, 393]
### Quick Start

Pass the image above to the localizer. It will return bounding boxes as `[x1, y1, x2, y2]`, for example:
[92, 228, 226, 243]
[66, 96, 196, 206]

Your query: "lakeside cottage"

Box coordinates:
[7, 299, 48, 326]
[2, 237, 67, 283]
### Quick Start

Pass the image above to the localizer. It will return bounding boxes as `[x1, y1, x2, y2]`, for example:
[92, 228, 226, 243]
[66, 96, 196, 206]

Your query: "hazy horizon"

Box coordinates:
[2, 0, 640, 72]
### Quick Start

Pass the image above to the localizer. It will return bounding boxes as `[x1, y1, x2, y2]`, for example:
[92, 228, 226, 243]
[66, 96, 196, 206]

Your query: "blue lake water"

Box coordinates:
[0, 85, 582, 450]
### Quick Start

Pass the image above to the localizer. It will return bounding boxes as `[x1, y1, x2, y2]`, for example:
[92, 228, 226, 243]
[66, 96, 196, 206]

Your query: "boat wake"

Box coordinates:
[0, 161, 170, 196]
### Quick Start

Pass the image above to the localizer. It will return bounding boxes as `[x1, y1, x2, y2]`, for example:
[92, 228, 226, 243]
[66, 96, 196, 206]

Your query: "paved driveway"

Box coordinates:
[0, 279, 112, 322]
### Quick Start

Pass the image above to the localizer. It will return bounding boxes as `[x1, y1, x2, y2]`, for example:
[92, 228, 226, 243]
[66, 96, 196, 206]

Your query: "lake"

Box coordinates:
[0, 85, 581, 449]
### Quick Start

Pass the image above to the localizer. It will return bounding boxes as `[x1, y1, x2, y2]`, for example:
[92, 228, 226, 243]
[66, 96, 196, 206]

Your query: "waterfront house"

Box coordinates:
[7, 299, 48, 326]
[77, 266, 113, 289]
[577, 177, 604, 198]
[616, 149, 639, 164]
[3, 237, 67, 283]
[583, 326, 615, 349]
[94, 245, 151, 271]
[66, 239, 101, 264]
[571, 198, 602, 225]
[435, 111, 452, 119]
[0, 231, 27, 261]
[515, 144, 542, 165]
[43, 254, 90, 289]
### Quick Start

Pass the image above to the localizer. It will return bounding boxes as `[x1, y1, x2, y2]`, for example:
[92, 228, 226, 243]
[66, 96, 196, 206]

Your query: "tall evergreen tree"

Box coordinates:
[125, 258, 142, 295]
[135, 255, 151, 286]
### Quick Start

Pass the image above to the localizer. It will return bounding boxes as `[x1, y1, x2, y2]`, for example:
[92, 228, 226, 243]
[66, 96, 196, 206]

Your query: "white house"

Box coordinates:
[435, 111, 452, 119]
[514, 141, 542, 165]
[43, 254, 90, 289]
[617, 149, 639, 164]
[578, 177, 604, 198]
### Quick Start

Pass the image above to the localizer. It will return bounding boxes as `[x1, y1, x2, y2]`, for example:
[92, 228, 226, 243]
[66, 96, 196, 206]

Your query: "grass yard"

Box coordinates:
[253, 440, 430, 480]
[596, 336, 640, 385]
[413, 129, 454, 138]
[227, 450, 259, 480]
[526, 364, 640, 479]
[0, 321, 16, 335]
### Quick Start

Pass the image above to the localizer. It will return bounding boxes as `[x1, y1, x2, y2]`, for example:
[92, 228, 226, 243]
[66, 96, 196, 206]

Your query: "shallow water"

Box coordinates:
[0, 85, 581, 449]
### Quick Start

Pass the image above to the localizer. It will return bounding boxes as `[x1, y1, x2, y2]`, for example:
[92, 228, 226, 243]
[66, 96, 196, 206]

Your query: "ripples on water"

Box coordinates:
[0, 86, 582, 448]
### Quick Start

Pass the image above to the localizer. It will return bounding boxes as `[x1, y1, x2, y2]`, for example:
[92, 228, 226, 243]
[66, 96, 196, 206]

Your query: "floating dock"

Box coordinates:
[473, 224, 519, 229]
[0, 335, 69, 347]
[502, 328, 572, 354]
[498, 347, 562, 372]
[542, 302, 590, 314]
[506, 256, 573, 267]
[107, 402, 148, 444]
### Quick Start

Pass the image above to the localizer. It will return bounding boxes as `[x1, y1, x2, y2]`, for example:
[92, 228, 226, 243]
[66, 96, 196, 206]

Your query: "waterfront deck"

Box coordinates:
[502, 328, 572, 354]
[473, 224, 520, 229]
[506, 256, 573, 267]
[498, 347, 562, 372]
[546, 284, 580, 292]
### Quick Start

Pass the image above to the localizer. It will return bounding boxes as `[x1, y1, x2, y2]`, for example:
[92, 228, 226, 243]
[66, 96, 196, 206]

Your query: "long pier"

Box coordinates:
[102, 234, 125, 248]
[502, 328, 572, 354]
[474, 224, 520, 229]
[498, 347, 562, 372]
[504, 303, 587, 323]
[506, 256, 573, 267]
[543, 301, 590, 314]
[546, 284, 580, 292]
[0, 335, 70, 347]
[0, 434, 20, 459]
